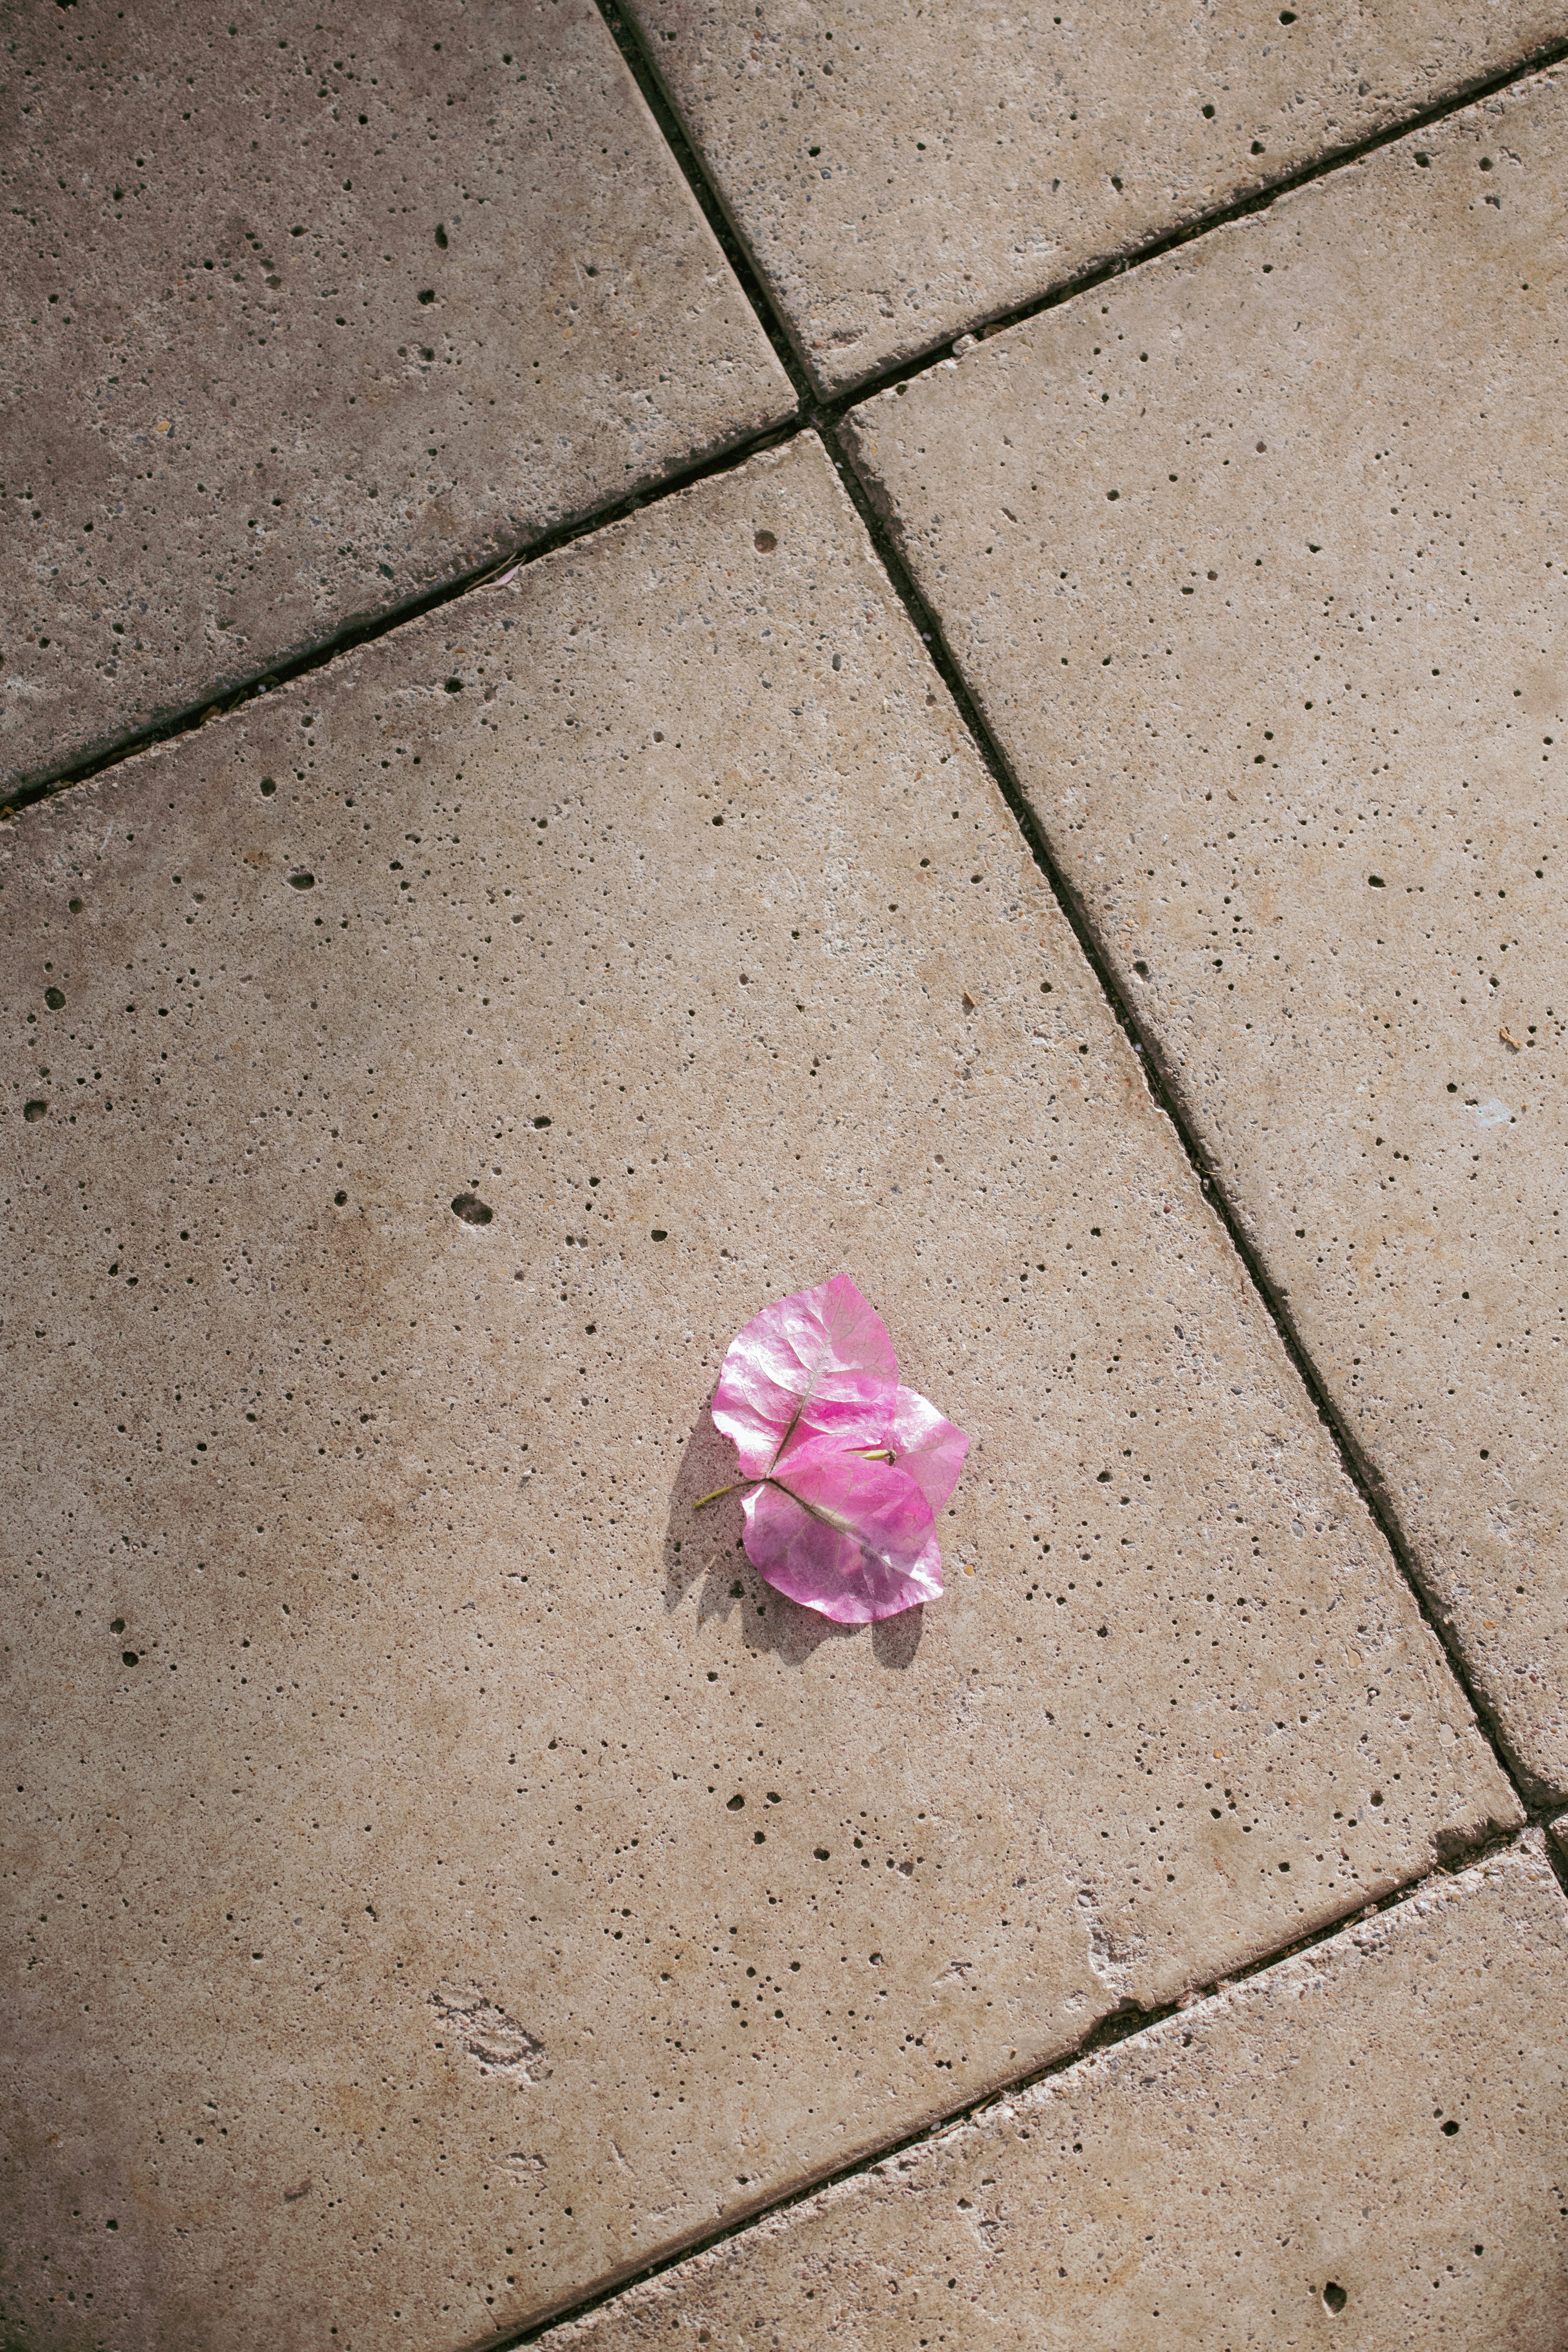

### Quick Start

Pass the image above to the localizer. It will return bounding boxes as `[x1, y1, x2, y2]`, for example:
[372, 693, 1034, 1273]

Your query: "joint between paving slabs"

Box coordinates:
[794, 30, 1568, 416]
[11, 28, 1566, 820]
[592, 0, 816, 405]
[606, 8, 1568, 421]
[483, 1822, 1548, 2352]
[0, 415, 803, 821]
[811, 409, 1548, 1827]
[1547, 1829, 1568, 1907]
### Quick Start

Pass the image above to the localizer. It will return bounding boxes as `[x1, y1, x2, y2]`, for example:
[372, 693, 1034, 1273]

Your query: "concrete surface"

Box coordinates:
[0, 0, 792, 799]
[560, 1834, 1568, 2350]
[625, 0, 1568, 393]
[0, 435, 1518, 2351]
[844, 71, 1568, 1797]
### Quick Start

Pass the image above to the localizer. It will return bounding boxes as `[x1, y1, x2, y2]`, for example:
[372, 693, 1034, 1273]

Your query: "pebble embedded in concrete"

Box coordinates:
[0, 0, 793, 798]
[559, 1837, 1568, 2349]
[626, 0, 1568, 393]
[843, 70, 1568, 1797]
[0, 435, 1519, 2349]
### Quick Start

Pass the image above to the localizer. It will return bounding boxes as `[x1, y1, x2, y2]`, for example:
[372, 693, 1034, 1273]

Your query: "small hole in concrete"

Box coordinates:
[1323, 2283, 1347, 2314]
[288, 871, 315, 891]
[754, 530, 777, 552]
[450, 1194, 493, 1226]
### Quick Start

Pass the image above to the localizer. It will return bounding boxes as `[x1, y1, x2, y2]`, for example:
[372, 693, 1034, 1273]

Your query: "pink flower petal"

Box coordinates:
[889, 1385, 970, 1515]
[742, 1434, 941, 1623]
[712, 1271, 898, 1477]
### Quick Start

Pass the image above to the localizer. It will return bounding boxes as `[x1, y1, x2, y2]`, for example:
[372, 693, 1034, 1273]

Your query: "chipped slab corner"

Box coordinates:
[556, 1834, 1568, 2348]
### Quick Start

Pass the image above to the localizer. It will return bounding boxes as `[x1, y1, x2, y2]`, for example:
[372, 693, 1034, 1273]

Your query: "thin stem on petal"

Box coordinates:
[694, 1479, 753, 1510]
[846, 1446, 896, 1464]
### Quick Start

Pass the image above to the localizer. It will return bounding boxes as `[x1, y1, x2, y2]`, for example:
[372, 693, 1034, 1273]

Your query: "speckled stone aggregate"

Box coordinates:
[844, 71, 1568, 1795]
[0, 436, 1517, 2350]
[625, 0, 1568, 392]
[0, 0, 791, 797]
[560, 1837, 1568, 2351]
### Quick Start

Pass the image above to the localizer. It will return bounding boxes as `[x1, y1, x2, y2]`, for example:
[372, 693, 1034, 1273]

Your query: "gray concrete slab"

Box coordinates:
[624, 0, 1568, 394]
[843, 71, 1568, 1797]
[0, 434, 1517, 2350]
[0, 0, 793, 800]
[561, 1834, 1568, 2350]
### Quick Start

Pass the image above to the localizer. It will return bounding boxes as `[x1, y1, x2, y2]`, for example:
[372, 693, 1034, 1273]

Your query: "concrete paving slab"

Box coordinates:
[0, 0, 793, 800]
[624, 0, 1568, 395]
[561, 1834, 1568, 2350]
[0, 434, 1518, 2351]
[844, 71, 1568, 1797]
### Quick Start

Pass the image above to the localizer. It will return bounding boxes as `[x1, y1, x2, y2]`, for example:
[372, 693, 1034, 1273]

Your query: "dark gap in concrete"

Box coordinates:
[592, 0, 815, 406]
[813, 29, 1568, 413]
[478, 1820, 1545, 2351]
[1544, 1823, 1568, 1907]
[0, 417, 800, 820]
[11, 32, 1564, 817]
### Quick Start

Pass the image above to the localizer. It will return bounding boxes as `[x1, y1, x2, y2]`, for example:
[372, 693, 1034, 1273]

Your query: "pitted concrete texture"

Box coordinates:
[624, 0, 1568, 394]
[0, 0, 792, 799]
[844, 71, 1568, 1797]
[560, 1835, 1568, 2350]
[0, 435, 1519, 2351]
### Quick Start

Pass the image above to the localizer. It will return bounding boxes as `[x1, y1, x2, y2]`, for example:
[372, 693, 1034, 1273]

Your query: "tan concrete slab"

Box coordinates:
[0, 0, 793, 800]
[624, 0, 1568, 395]
[561, 1834, 1568, 2350]
[0, 434, 1518, 2352]
[844, 71, 1568, 1797]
